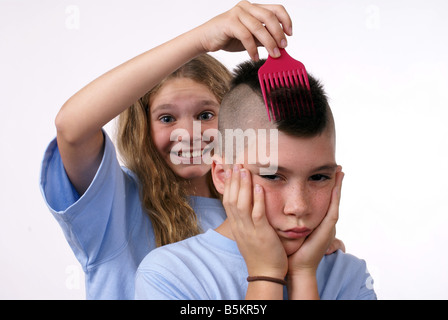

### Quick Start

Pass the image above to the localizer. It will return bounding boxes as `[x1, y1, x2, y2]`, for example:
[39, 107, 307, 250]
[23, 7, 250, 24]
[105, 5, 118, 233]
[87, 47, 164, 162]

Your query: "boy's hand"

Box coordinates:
[286, 170, 344, 299]
[287, 170, 345, 278]
[223, 165, 288, 280]
[196, 1, 293, 60]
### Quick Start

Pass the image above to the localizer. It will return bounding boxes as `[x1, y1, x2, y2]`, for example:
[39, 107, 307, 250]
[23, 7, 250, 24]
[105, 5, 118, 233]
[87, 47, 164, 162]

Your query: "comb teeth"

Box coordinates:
[258, 49, 314, 122]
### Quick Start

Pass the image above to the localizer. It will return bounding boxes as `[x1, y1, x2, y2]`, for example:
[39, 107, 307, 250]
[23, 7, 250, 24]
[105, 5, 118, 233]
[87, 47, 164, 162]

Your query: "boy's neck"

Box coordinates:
[215, 219, 234, 240]
[186, 176, 212, 198]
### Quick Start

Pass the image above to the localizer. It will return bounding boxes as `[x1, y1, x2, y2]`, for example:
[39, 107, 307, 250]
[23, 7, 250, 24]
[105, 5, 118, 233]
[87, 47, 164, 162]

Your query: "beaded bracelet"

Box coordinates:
[247, 276, 287, 286]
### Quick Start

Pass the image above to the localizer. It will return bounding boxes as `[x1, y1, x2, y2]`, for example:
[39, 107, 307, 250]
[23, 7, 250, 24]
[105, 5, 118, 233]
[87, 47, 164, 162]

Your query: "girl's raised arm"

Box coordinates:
[55, 1, 292, 195]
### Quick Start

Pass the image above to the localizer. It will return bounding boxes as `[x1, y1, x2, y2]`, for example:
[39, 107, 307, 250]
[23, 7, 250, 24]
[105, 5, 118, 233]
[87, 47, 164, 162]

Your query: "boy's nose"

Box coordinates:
[283, 184, 310, 218]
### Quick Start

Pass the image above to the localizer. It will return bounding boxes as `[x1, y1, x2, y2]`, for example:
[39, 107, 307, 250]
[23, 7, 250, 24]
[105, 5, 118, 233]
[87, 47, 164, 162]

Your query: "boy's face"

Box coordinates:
[243, 129, 338, 256]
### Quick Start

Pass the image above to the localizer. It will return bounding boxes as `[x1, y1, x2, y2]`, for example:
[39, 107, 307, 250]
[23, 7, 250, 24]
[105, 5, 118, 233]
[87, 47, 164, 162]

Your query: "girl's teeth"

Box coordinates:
[179, 150, 202, 158]
[192, 150, 202, 158]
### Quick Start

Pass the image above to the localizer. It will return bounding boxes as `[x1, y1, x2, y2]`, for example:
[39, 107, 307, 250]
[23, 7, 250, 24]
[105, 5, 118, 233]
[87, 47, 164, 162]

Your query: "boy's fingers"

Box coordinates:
[236, 169, 255, 227]
[228, 165, 242, 206]
[223, 168, 235, 221]
[251, 183, 267, 226]
[321, 171, 344, 229]
[226, 165, 254, 229]
[307, 170, 344, 246]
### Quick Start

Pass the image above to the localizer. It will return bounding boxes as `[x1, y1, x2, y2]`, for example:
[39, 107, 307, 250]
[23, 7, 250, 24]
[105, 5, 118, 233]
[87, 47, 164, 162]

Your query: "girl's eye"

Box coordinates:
[310, 174, 330, 182]
[159, 115, 175, 123]
[198, 112, 214, 121]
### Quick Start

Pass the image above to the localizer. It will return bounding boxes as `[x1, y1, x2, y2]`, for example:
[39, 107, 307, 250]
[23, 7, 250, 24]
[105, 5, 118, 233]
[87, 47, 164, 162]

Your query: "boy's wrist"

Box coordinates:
[287, 270, 319, 300]
[247, 276, 287, 286]
[247, 267, 287, 282]
[287, 267, 317, 282]
[246, 280, 284, 300]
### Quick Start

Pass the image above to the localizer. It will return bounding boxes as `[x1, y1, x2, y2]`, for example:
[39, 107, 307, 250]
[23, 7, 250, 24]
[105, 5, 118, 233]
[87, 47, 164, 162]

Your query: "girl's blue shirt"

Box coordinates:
[39, 132, 226, 300]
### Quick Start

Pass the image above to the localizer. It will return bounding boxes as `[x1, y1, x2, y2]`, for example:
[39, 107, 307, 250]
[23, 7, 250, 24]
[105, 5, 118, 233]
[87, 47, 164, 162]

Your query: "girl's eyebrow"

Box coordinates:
[198, 100, 220, 108]
[151, 103, 178, 114]
[151, 100, 220, 114]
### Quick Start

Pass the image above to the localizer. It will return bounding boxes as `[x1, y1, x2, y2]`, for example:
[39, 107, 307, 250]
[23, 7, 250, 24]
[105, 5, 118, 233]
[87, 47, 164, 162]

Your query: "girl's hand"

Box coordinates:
[196, 1, 293, 60]
[223, 165, 288, 280]
[288, 170, 345, 277]
[326, 237, 346, 255]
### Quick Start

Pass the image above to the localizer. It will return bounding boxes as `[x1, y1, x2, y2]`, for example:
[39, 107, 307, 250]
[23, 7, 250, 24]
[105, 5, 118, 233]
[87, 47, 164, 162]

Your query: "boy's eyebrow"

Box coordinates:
[151, 100, 220, 114]
[255, 163, 338, 173]
[310, 164, 339, 173]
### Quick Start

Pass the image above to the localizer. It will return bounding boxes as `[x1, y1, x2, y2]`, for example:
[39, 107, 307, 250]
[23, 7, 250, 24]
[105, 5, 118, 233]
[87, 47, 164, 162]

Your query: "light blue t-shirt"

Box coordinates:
[39, 132, 227, 300]
[135, 229, 377, 300]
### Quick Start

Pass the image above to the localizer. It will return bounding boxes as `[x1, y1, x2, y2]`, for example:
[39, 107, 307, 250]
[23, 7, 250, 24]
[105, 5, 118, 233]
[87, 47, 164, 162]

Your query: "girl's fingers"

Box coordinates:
[237, 8, 282, 58]
[200, 2, 292, 60]
[236, 1, 290, 57]
[230, 22, 260, 60]
[326, 238, 346, 255]
[257, 3, 293, 36]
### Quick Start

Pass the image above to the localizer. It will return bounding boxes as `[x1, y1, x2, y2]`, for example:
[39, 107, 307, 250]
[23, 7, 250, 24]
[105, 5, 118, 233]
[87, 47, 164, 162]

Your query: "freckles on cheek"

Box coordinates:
[260, 188, 283, 222]
[313, 191, 333, 221]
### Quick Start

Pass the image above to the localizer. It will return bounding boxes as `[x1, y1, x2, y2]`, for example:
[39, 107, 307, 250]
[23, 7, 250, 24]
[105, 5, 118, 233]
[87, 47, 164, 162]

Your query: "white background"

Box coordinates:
[1, 0, 447, 299]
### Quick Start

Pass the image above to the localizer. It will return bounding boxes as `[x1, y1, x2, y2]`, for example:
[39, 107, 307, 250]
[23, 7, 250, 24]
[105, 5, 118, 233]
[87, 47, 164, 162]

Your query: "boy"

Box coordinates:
[135, 59, 377, 300]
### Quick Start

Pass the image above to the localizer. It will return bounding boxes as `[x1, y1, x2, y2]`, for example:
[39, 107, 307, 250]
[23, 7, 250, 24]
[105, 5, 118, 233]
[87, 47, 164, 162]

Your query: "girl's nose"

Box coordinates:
[176, 119, 202, 144]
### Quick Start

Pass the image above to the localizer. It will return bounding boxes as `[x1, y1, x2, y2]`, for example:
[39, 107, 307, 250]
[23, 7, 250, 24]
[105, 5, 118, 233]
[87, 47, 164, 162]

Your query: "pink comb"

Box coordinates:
[258, 48, 314, 121]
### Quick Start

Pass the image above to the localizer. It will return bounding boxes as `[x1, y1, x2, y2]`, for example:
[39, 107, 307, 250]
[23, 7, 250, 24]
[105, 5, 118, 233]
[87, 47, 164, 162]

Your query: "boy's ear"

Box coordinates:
[211, 154, 226, 195]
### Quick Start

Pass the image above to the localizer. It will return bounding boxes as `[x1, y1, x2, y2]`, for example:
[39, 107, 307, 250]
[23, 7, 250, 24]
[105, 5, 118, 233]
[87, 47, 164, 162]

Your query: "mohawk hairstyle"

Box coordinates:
[229, 59, 330, 138]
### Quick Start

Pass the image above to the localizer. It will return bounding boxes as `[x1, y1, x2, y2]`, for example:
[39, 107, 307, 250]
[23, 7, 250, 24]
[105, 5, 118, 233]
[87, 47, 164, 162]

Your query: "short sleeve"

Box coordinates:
[39, 131, 144, 270]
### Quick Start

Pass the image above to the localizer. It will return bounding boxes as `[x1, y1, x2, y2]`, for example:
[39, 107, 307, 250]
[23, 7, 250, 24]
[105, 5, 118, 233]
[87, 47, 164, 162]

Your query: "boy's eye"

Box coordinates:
[310, 174, 330, 182]
[198, 112, 214, 121]
[260, 174, 281, 181]
[159, 115, 175, 123]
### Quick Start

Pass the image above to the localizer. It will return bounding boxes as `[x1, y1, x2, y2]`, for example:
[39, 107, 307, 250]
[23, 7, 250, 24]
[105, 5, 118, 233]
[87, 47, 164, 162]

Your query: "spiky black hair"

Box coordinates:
[229, 59, 330, 137]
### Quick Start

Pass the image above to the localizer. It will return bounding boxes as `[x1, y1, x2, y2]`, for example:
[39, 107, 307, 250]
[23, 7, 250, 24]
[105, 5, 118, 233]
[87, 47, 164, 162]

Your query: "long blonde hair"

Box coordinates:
[116, 54, 232, 247]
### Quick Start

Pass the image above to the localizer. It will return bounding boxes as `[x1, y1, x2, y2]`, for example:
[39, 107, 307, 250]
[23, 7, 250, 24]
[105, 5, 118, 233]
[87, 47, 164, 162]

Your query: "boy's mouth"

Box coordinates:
[280, 227, 311, 240]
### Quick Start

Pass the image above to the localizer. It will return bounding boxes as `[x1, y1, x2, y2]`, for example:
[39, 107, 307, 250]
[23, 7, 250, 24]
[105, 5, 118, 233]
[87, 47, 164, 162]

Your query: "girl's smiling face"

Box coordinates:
[150, 78, 220, 183]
